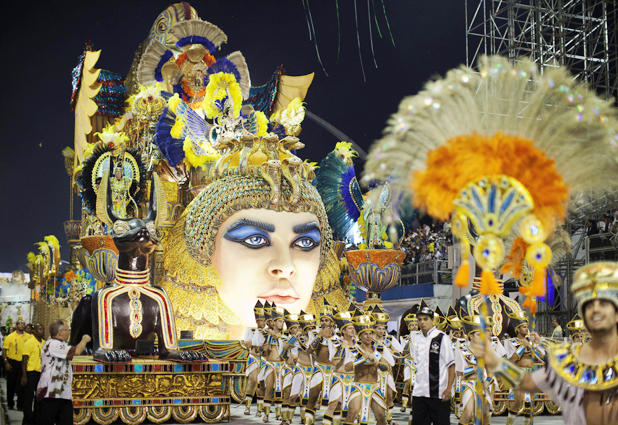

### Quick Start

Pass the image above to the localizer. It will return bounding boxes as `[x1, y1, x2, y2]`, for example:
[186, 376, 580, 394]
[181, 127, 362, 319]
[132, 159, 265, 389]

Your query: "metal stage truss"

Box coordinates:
[464, 0, 618, 334]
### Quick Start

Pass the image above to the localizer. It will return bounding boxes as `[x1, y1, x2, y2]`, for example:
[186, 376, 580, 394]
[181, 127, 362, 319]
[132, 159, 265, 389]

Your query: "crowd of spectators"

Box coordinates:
[586, 212, 618, 261]
[397, 221, 452, 266]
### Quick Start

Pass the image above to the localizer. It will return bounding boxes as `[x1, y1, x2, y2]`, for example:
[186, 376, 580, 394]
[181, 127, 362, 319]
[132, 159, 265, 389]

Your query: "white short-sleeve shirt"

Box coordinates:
[411, 326, 454, 398]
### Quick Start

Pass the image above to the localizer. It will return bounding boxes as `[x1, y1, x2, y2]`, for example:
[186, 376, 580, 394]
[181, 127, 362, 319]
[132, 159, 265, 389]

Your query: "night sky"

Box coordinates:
[0, 1, 465, 272]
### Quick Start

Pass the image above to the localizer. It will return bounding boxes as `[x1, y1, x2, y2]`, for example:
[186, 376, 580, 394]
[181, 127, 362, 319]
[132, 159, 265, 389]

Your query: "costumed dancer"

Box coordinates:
[372, 306, 402, 425]
[287, 311, 317, 424]
[408, 299, 455, 425]
[446, 306, 466, 419]
[456, 311, 497, 425]
[280, 311, 302, 425]
[344, 314, 390, 425]
[400, 313, 420, 413]
[305, 301, 339, 425]
[567, 314, 586, 345]
[325, 305, 358, 425]
[477, 262, 618, 424]
[503, 307, 545, 425]
[253, 301, 273, 418]
[245, 301, 267, 415]
[263, 305, 288, 422]
[363, 54, 618, 425]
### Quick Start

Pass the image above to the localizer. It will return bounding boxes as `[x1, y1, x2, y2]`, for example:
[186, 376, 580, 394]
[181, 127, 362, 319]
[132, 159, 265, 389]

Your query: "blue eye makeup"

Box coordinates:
[224, 225, 271, 249]
[292, 228, 321, 251]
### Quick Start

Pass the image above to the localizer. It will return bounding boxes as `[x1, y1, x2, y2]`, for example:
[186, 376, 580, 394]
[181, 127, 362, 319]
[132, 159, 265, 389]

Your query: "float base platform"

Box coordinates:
[71, 355, 231, 424]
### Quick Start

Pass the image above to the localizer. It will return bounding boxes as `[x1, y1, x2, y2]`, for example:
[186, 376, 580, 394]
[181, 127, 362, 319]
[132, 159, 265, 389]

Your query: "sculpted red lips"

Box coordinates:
[258, 288, 300, 305]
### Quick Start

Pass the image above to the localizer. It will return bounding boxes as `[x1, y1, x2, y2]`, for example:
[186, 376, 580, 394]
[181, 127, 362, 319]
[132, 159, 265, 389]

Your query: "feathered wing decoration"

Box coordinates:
[155, 96, 218, 169]
[76, 143, 112, 212]
[137, 41, 173, 86]
[313, 150, 364, 240]
[44, 236, 61, 277]
[155, 107, 186, 167]
[223, 51, 251, 99]
[175, 96, 213, 143]
[167, 20, 228, 52]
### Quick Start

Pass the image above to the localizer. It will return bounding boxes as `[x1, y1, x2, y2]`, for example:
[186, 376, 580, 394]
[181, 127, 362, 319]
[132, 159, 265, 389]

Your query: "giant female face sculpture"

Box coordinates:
[162, 136, 341, 340]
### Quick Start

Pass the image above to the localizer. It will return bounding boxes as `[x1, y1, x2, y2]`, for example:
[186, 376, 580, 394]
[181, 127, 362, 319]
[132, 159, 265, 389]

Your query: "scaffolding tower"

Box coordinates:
[465, 0, 618, 101]
[464, 0, 618, 335]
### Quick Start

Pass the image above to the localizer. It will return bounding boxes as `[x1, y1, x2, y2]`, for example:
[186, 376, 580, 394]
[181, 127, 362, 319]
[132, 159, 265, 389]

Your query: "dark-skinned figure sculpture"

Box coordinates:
[71, 161, 206, 362]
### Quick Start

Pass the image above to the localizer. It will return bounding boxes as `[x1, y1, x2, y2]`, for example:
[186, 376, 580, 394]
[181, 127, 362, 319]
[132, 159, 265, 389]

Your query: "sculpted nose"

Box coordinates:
[268, 244, 296, 279]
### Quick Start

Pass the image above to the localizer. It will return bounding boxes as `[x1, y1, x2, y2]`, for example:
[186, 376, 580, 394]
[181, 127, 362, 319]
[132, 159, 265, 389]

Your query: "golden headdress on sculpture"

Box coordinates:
[161, 81, 346, 339]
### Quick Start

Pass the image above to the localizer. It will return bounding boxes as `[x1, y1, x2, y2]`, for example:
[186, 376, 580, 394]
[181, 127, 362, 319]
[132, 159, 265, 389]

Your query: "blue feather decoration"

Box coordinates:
[340, 166, 363, 221]
[313, 151, 364, 240]
[154, 50, 174, 82]
[206, 58, 241, 86]
[155, 108, 185, 167]
[176, 36, 216, 53]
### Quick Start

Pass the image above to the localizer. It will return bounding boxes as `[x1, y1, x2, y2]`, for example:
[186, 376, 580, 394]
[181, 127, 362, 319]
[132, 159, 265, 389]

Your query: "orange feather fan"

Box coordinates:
[500, 237, 529, 279]
[410, 132, 569, 230]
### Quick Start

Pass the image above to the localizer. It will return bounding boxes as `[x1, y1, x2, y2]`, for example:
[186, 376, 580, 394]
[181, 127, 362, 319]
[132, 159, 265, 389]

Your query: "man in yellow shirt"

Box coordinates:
[21, 324, 44, 425]
[3, 319, 28, 410]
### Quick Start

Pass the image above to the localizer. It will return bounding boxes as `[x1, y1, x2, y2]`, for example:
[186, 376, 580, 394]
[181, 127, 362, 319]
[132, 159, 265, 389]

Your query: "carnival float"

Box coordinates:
[51, 3, 353, 423]
[18, 3, 603, 424]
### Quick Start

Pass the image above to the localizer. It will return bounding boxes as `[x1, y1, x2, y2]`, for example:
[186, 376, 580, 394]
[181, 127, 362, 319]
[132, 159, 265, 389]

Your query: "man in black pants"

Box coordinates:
[3, 320, 29, 410]
[409, 300, 455, 425]
[21, 323, 45, 425]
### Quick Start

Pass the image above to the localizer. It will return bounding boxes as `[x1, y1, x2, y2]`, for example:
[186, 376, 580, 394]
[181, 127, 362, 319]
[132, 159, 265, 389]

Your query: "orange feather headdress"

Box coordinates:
[364, 56, 618, 309]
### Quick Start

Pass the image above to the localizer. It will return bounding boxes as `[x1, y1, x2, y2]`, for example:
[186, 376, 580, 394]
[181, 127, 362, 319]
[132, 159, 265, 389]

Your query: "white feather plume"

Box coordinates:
[226, 51, 251, 99]
[364, 56, 618, 209]
[137, 41, 170, 86]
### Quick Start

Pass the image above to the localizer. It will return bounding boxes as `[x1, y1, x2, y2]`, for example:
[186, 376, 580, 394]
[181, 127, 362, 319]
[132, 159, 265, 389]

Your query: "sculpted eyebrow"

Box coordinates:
[227, 219, 275, 233]
[293, 222, 320, 234]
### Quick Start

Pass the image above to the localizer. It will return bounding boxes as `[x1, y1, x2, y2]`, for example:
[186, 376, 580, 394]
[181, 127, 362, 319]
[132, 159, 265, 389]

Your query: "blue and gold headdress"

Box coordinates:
[270, 304, 286, 320]
[353, 314, 375, 336]
[299, 311, 316, 332]
[371, 305, 389, 327]
[285, 311, 300, 330]
[254, 300, 265, 321]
